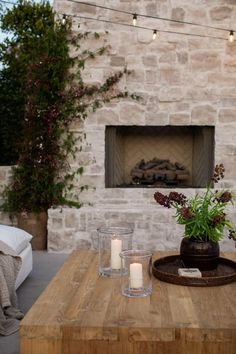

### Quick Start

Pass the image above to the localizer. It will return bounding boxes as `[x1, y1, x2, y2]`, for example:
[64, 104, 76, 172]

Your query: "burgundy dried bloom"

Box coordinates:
[169, 192, 187, 206]
[154, 192, 171, 208]
[212, 163, 225, 183]
[209, 214, 225, 227]
[180, 207, 194, 220]
[216, 191, 232, 203]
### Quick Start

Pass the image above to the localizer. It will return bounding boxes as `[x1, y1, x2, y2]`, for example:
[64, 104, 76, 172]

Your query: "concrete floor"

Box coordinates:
[0, 251, 69, 354]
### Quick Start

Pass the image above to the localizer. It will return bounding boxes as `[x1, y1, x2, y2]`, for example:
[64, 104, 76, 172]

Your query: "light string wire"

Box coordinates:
[62, 14, 228, 41]
[67, 0, 235, 33]
[0, 0, 16, 5]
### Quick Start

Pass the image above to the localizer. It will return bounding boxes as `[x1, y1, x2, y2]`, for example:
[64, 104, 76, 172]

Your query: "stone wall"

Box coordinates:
[1, 0, 236, 252]
[48, 0, 236, 252]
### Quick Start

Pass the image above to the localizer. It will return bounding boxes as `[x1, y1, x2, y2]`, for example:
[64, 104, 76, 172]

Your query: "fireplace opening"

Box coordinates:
[105, 126, 215, 188]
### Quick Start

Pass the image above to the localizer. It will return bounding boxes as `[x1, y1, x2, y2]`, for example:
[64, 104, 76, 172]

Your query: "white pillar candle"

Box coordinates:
[111, 238, 122, 269]
[130, 263, 143, 288]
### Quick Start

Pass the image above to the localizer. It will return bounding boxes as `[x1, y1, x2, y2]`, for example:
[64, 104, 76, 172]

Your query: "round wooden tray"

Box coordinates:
[152, 255, 236, 287]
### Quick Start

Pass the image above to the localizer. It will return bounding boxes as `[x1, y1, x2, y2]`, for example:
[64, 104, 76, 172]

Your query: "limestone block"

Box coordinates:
[126, 55, 142, 67]
[79, 175, 105, 188]
[209, 6, 232, 20]
[159, 87, 183, 102]
[72, 2, 96, 14]
[151, 209, 172, 224]
[214, 144, 235, 157]
[190, 52, 221, 71]
[119, 103, 144, 124]
[136, 221, 150, 230]
[159, 52, 177, 64]
[219, 109, 236, 123]
[82, 68, 104, 83]
[76, 152, 93, 166]
[169, 113, 190, 125]
[171, 7, 185, 21]
[137, 31, 152, 44]
[110, 56, 125, 67]
[188, 9, 207, 23]
[52, 218, 64, 230]
[95, 109, 119, 124]
[186, 87, 217, 101]
[89, 164, 104, 174]
[145, 111, 169, 125]
[0, 169, 7, 183]
[223, 57, 236, 73]
[226, 43, 236, 56]
[173, 102, 190, 111]
[156, 42, 177, 53]
[160, 68, 182, 85]
[54, 2, 73, 14]
[191, 105, 216, 124]
[126, 69, 145, 83]
[177, 52, 188, 64]
[220, 88, 236, 98]
[215, 126, 236, 144]
[145, 2, 157, 16]
[220, 157, 236, 179]
[48, 230, 74, 252]
[145, 70, 157, 84]
[142, 55, 157, 67]
[208, 73, 236, 86]
[65, 212, 79, 228]
[101, 189, 125, 199]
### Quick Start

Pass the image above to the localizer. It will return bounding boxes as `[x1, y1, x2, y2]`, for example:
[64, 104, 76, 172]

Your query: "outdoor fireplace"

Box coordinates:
[105, 126, 215, 188]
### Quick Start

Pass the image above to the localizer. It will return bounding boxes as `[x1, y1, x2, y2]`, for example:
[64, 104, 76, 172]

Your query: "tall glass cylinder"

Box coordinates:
[98, 226, 133, 277]
[120, 250, 153, 297]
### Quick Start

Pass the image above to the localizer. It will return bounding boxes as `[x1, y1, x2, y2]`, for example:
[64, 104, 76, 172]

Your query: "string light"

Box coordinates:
[67, 0, 235, 34]
[66, 14, 227, 42]
[152, 30, 157, 40]
[62, 14, 67, 25]
[229, 30, 234, 42]
[132, 14, 137, 26]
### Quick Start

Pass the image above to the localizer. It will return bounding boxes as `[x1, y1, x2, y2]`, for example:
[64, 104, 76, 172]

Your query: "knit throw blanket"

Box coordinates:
[0, 240, 24, 336]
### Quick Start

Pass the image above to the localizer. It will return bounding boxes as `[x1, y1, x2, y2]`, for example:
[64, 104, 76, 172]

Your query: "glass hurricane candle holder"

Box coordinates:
[97, 226, 133, 277]
[120, 250, 153, 298]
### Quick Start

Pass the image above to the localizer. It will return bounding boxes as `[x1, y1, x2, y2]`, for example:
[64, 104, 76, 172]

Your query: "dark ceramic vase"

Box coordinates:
[180, 237, 220, 271]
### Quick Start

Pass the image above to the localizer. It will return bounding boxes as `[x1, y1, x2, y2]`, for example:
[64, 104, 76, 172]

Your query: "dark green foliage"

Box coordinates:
[0, 68, 24, 164]
[0, 1, 131, 212]
[0, 1, 54, 165]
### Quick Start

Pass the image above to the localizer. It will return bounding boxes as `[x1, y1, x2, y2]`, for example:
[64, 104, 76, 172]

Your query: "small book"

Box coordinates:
[178, 268, 202, 278]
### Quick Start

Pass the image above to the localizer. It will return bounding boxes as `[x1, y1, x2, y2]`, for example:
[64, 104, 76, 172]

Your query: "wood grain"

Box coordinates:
[20, 251, 236, 354]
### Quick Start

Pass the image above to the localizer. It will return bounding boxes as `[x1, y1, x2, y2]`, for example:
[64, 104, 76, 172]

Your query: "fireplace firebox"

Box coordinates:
[105, 125, 214, 188]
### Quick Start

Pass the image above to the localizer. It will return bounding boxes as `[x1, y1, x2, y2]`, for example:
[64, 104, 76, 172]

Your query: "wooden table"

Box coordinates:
[20, 251, 236, 354]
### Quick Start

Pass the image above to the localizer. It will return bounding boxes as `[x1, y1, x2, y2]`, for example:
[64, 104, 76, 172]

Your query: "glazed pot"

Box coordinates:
[180, 237, 219, 271]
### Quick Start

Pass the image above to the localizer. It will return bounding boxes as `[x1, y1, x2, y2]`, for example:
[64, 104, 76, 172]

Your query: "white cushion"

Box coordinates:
[0, 225, 32, 254]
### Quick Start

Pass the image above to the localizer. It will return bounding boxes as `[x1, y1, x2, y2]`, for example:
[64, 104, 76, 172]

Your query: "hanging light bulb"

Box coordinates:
[132, 14, 137, 26]
[229, 30, 234, 42]
[152, 30, 157, 40]
[62, 14, 67, 25]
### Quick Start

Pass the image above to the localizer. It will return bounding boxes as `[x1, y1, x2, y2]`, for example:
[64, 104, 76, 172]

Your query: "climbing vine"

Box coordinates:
[0, 1, 135, 212]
